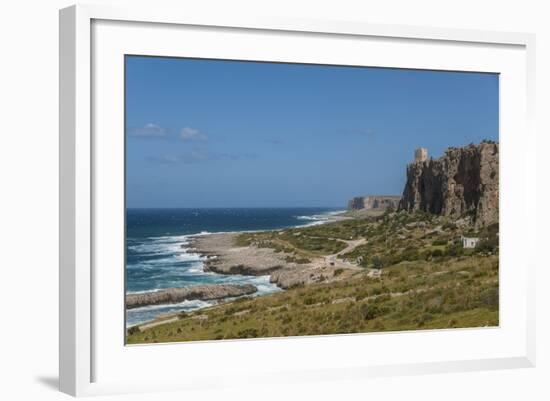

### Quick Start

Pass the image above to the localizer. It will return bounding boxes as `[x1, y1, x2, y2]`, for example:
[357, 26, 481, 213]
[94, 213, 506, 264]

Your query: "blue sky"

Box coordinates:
[125, 56, 499, 208]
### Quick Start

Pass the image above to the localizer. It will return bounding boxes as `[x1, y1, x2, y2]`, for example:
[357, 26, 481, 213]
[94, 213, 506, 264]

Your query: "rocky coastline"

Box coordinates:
[189, 233, 307, 288]
[126, 283, 258, 309]
[189, 232, 359, 289]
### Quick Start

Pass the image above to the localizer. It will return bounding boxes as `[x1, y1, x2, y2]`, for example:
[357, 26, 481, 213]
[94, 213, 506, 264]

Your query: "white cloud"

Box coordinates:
[180, 127, 208, 142]
[130, 123, 166, 137]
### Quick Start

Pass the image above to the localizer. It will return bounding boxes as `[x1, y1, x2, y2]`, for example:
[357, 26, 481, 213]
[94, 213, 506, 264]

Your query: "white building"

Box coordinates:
[461, 236, 480, 249]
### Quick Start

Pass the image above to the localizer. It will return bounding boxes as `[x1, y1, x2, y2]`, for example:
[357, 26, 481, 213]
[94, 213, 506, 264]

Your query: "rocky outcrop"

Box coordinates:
[190, 232, 353, 289]
[348, 197, 366, 210]
[126, 284, 257, 309]
[347, 195, 401, 211]
[191, 233, 287, 277]
[399, 141, 499, 228]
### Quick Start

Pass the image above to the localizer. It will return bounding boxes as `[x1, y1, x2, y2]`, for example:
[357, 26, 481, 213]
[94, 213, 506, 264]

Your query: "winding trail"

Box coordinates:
[323, 237, 367, 270]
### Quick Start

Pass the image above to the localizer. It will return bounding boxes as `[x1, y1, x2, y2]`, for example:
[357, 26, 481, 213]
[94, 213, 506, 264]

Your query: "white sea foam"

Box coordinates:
[186, 265, 203, 274]
[126, 209, 342, 325]
[128, 298, 214, 312]
[294, 210, 346, 227]
[126, 288, 164, 295]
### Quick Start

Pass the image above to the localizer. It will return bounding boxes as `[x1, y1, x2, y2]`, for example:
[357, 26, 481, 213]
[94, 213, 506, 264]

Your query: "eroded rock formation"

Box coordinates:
[347, 195, 401, 211]
[399, 141, 499, 227]
[126, 284, 257, 309]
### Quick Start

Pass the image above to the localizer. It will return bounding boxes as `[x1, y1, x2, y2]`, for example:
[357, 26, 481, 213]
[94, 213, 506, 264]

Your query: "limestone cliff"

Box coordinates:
[347, 195, 401, 211]
[399, 141, 499, 228]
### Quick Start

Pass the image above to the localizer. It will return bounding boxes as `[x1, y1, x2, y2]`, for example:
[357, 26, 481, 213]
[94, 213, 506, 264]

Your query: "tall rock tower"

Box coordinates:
[400, 142, 499, 228]
[414, 147, 428, 163]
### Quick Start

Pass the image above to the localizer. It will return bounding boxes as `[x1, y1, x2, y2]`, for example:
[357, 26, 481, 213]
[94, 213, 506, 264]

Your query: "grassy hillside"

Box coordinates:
[127, 211, 499, 344]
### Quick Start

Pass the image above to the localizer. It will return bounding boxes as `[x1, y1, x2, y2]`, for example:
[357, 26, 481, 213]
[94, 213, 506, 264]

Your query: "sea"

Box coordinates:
[126, 207, 344, 326]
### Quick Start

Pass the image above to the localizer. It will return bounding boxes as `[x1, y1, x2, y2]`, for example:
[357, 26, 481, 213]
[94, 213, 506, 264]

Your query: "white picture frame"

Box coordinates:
[59, 4, 536, 397]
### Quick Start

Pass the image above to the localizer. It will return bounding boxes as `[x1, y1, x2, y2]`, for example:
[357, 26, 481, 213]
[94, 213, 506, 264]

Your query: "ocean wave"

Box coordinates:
[125, 298, 219, 326]
[126, 288, 164, 295]
[125, 209, 341, 325]
[128, 234, 205, 265]
[128, 241, 188, 254]
[127, 298, 214, 312]
[186, 265, 203, 274]
[294, 210, 346, 227]
[147, 234, 193, 242]
[295, 215, 323, 221]
[325, 210, 346, 216]
[126, 254, 204, 270]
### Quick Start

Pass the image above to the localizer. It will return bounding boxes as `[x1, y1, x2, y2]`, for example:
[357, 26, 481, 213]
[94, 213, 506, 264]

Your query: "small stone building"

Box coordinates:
[461, 236, 480, 249]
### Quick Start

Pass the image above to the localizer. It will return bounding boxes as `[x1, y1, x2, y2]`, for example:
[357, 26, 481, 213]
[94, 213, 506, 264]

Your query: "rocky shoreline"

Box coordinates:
[191, 233, 287, 276]
[128, 212, 353, 326]
[189, 231, 357, 289]
[126, 283, 258, 309]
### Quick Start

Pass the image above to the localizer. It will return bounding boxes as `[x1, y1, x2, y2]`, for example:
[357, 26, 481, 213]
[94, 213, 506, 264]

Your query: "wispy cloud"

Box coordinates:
[129, 123, 167, 137]
[180, 127, 208, 142]
[147, 151, 257, 165]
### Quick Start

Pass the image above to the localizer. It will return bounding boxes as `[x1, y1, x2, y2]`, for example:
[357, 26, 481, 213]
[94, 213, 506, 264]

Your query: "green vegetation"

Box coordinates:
[336, 211, 496, 268]
[127, 210, 499, 344]
[127, 255, 498, 344]
[235, 227, 349, 257]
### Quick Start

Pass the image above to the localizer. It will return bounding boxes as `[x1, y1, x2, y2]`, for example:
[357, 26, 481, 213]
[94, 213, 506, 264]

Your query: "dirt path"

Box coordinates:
[336, 238, 367, 256]
[323, 238, 367, 270]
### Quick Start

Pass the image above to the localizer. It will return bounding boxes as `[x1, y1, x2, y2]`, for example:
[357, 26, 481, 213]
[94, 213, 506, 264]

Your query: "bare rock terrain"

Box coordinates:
[190, 233, 357, 289]
[126, 283, 257, 309]
[191, 233, 286, 276]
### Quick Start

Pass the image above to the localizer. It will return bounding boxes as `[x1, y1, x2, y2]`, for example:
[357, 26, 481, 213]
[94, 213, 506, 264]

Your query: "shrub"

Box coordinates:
[446, 243, 463, 257]
[237, 328, 260, 338]
[416, 312, 434, 327]
[372, 320, 386, 331]
[431, 249, 444, 258]
[447, 319, 458, 328]
[127, 326, 140, 335]
[401, 249, 420, 261]
[442, 222, 457, 230]
[281, 315, 293, 324]
[371, 256, 383, 269]
[476, 235, 499, 253]
[362, 304, 383, 320]
[478, 287, 499, 311]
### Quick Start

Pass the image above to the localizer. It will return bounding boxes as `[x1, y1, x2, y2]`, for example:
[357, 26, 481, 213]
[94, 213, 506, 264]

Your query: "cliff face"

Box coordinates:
[348, 195, 401, 211]
[399, 142, 499, 228]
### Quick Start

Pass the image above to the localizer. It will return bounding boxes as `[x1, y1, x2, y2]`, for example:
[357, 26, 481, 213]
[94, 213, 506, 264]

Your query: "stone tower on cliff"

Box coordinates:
[400, 142, 499, 228]
[414, 147, 428, 163]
